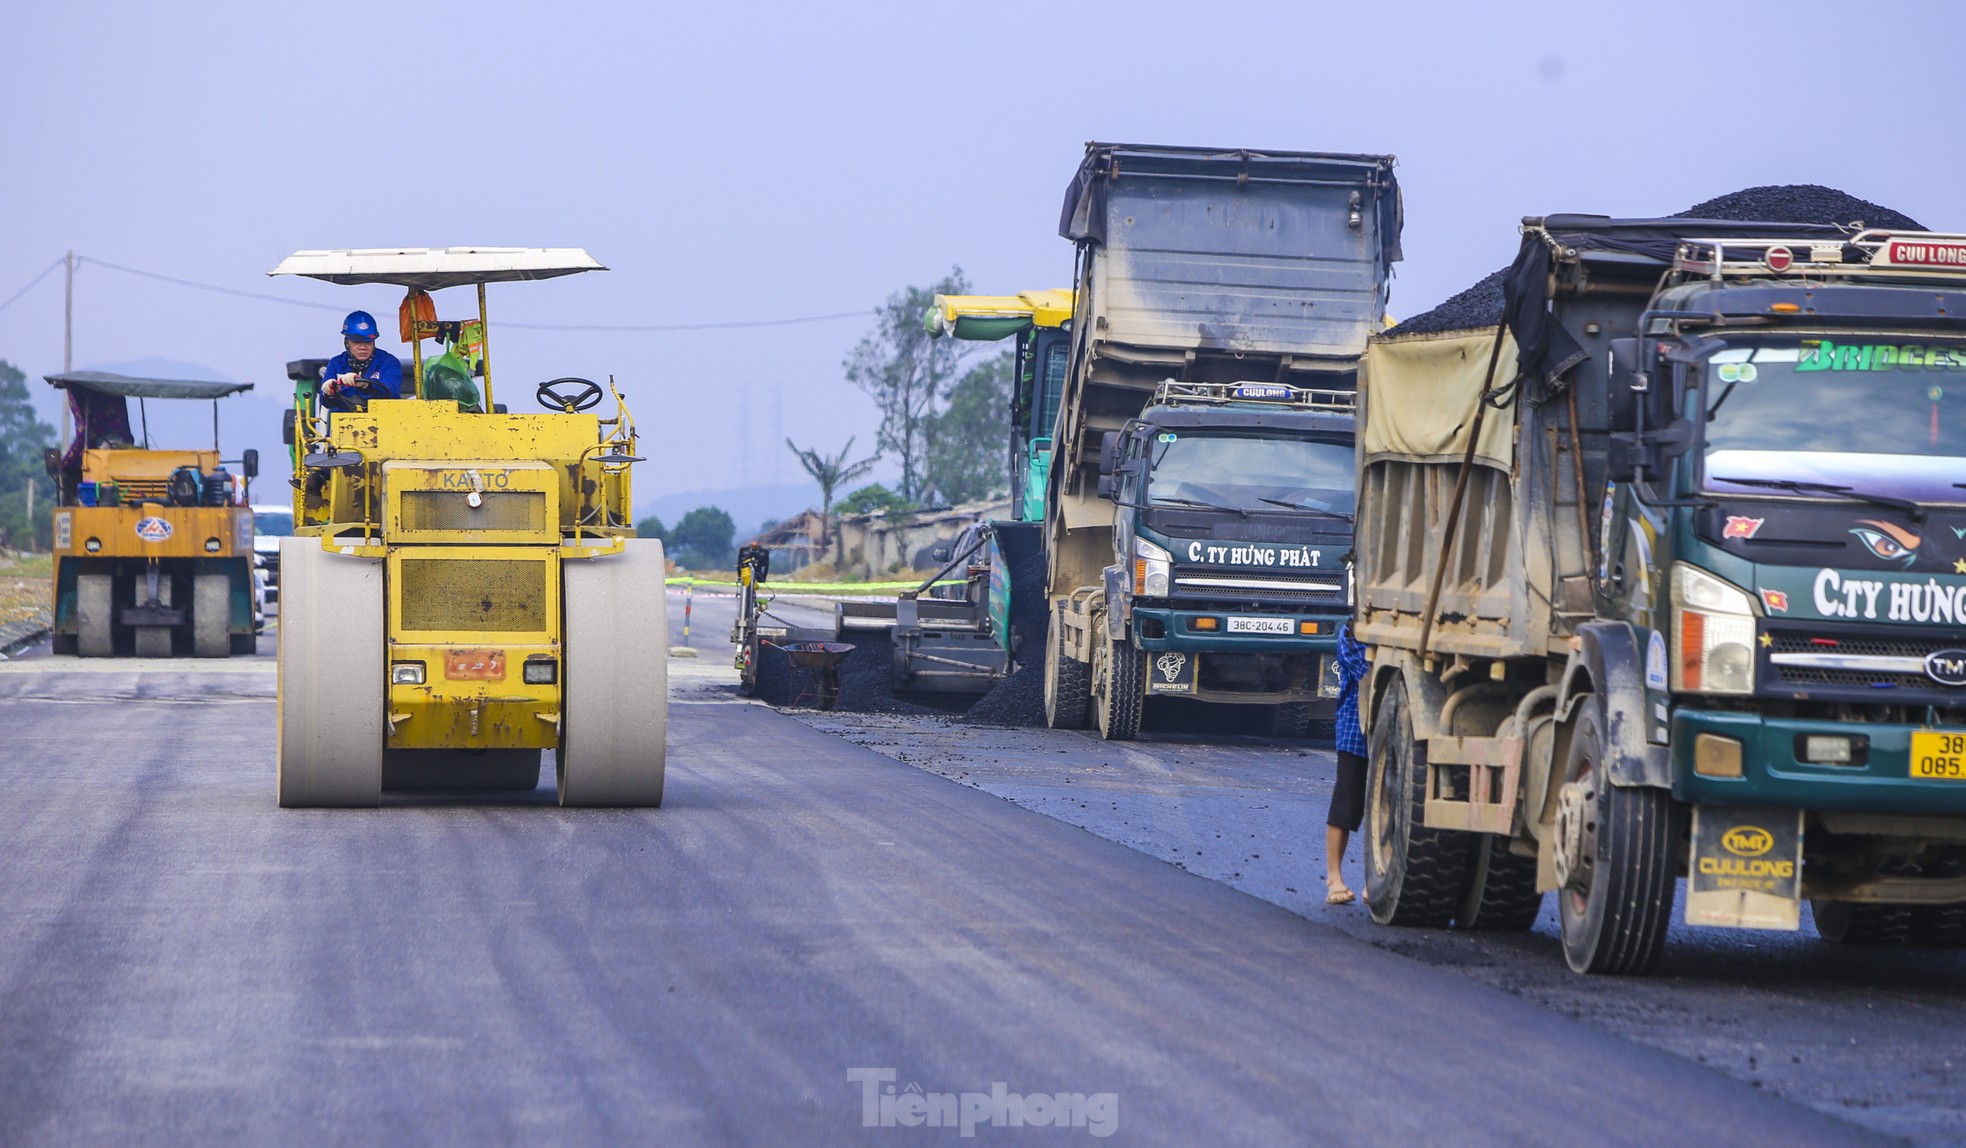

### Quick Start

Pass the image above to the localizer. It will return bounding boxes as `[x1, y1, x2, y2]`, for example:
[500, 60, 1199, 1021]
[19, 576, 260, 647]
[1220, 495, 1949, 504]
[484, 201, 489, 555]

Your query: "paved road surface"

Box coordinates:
[0, 591, 1903, 1144]
[687, 589, 1966, 1144]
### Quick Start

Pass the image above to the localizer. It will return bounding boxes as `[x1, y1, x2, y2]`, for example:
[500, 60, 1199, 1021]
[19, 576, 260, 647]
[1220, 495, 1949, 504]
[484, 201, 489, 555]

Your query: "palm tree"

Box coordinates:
[786, 436, 878, 552]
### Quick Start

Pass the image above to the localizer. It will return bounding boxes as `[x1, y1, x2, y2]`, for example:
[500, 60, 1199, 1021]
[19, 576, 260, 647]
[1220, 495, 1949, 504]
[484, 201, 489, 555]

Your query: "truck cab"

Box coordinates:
[1098, 382, 1353, 727]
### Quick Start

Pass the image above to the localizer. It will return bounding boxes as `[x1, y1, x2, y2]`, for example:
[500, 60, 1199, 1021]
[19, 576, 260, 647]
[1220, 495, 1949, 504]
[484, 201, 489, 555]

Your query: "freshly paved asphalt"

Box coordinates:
[0, 636, 1885, 1143]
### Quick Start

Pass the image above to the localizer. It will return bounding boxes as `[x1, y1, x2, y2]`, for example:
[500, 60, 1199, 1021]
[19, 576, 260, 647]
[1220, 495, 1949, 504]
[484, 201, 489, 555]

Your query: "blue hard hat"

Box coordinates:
[341, 310, 380, 340]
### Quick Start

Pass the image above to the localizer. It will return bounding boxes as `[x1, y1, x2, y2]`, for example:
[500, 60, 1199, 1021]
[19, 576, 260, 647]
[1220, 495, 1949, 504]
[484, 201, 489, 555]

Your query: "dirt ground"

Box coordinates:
[0, 552, 52, 626]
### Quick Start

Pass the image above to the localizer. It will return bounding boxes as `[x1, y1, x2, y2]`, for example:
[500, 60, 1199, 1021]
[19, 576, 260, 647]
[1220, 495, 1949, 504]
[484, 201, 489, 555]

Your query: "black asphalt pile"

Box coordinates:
[958, 659, 1043, 727]
[1385, 268, 1507, 337]
[832, 630, 961, 716]
[1674, 185, 1924, 232]
[1387, 185, 1928, 337]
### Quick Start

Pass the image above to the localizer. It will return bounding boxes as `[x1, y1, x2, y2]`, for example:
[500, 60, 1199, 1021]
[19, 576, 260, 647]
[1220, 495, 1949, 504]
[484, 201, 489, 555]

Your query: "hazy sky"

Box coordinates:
[4, 0, 1961, 514]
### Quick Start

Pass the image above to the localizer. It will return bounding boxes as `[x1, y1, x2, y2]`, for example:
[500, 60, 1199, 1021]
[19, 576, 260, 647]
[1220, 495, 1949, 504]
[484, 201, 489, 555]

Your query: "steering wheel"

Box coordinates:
[536, 377, 604, 413]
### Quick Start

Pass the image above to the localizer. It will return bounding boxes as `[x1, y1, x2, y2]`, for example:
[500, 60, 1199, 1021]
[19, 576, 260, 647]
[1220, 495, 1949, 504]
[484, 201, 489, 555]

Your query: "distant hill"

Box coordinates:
[634, 480, 827, 537]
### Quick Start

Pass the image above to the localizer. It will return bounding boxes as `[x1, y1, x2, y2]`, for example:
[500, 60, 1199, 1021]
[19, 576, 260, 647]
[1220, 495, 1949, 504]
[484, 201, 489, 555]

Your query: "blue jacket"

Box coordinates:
[1333, 621, 1369, 758]
[320, 347, 403, 412]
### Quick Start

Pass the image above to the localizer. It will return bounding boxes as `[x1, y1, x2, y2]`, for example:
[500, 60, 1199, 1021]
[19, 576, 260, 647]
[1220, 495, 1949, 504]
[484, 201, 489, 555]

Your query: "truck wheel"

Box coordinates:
[559, 539, 668, 807]
[1460, 835, 1544, 931]
[1556, 698, 1675, 974]
[1267, 702, 1312, 738]
[1096, 633, 1143, 741]
[1910, 903, 1966, 948]
[1364, 679, 1473, 926]
[193, 573, 230, 658]
[1043, 620, 1090, 730]
[78, 573, 114, 657]
[276, 540, 383, 808]
[1811, 900, 1912, 946]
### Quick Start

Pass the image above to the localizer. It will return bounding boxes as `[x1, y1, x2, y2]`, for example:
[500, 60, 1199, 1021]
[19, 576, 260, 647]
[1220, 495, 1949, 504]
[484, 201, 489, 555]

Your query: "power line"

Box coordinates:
[74, 255, 872, 332]
[503, 311, 869, 332]
[0, 257, 64, 318]
[80, 256, 342, 311]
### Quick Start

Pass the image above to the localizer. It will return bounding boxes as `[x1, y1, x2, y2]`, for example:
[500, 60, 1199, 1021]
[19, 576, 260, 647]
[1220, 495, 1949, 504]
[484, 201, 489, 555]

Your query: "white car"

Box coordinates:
[252, 503, 293, 612]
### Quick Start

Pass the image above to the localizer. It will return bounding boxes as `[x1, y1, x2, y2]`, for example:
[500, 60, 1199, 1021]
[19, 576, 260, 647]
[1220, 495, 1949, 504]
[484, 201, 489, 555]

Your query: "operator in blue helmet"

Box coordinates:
[319, 310, 403, 412]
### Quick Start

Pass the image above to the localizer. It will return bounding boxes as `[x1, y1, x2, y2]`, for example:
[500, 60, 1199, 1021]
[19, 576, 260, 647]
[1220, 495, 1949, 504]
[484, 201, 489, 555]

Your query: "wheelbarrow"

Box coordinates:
[777, 641, 855, 711]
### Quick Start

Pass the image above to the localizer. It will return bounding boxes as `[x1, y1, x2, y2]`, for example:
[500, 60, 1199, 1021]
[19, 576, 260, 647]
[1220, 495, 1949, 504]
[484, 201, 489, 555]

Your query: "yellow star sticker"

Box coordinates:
[1954, 557, 1966, 574]
[1759, 632, 1773, 648]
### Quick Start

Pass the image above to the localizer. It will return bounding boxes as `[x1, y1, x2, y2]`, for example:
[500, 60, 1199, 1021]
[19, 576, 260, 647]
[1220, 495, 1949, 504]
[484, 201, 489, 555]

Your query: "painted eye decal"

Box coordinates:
[1850, 520, 1921, 565]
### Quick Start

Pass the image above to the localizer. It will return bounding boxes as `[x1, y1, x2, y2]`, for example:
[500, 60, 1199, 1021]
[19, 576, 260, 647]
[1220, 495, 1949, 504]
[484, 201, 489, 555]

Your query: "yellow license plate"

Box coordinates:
[1909, 730, 1966, 780]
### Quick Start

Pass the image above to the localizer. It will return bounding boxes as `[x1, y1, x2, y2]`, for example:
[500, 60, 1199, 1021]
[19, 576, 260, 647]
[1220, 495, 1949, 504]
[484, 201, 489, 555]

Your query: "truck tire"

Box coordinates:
[1557, 698, 1675, 974]
[1910, 903, 1966, 948]
[559, 539, 668, 807]
[78, 573, 114, 657]
[1364, 679, 1474, 926]
[1096, 633, 1143, 741]
[1811, 901, 1912, 946]
[276, 540, 383, 808]
[194, 573, 230, 658]
[1460, 835, 1544, 931]
[1043, 621, 1090, 730]
[1267, 702, 1312, 739]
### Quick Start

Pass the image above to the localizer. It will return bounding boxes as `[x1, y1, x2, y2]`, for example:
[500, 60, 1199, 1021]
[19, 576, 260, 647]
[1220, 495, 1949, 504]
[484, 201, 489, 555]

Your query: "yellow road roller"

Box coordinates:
[269, 247, 665, 808]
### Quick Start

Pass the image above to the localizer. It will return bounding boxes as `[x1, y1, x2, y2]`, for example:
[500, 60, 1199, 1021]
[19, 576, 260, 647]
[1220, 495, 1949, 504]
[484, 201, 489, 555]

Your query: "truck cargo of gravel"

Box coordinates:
[1353, 187, 1966, 973]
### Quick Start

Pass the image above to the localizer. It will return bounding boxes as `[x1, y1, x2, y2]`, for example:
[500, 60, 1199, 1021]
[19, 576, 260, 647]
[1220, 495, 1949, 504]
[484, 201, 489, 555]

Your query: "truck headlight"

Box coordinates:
[1671, 563, 1758, 695]
[391, 661, 427, 685]
[1133, 537, 1171, 598]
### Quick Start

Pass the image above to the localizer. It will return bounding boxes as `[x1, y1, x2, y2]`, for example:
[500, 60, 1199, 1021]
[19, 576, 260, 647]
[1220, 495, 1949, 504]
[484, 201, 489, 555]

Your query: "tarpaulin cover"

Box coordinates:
[44, 371, 254, 400]
[1361, 328, 1517, 469]
[1504, 216, 1850, 403]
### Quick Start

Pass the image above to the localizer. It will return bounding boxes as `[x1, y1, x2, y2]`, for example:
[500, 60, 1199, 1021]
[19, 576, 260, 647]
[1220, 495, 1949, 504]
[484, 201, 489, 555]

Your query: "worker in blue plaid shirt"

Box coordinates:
[1325, 619, 1369, 905]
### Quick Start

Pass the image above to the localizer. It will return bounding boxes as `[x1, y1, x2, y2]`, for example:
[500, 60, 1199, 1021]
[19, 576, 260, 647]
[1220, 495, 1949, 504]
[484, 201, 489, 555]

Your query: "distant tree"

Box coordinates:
[669, 506, 736, 570]
[835, 483, 914, 518]
[924, 349, 1012, 506]
[785, 434, 878, 548]
[634, 514, 668, 544]
[844, 268, 976, 503]
[0, 359, 56, 550]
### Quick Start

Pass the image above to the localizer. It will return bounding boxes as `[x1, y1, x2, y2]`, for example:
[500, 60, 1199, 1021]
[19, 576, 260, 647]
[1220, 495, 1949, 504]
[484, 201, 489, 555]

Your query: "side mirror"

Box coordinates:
[930, 545, 951, 563]
[242, 448, 259, 479]
[1097, 474, 1118, 500]
[281, 409, 296, 446]
[43, 447, 61, 479]
[1098, 431, 1122, 477]
[1608, 418, 1696, 483]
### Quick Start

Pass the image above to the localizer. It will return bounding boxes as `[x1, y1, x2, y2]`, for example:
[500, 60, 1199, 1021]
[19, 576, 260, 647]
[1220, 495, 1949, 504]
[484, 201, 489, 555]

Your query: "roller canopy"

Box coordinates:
[268, 247, 606, 290]
[45, 371, 254, 400]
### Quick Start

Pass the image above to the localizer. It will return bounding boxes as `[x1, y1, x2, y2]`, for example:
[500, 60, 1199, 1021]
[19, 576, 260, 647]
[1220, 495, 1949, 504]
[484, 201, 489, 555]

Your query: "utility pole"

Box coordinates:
[60, 252, 74, 453]
[63, 251, 73, 373]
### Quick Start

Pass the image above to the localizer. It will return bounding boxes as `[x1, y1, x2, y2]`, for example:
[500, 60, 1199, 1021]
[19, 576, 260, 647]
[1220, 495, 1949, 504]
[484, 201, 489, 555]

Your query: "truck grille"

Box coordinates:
[1765, 627, 1966, 696]
[1172, 567, 1345, 604]
[400, 490, 547, 533]
[398, 558, 548, 633]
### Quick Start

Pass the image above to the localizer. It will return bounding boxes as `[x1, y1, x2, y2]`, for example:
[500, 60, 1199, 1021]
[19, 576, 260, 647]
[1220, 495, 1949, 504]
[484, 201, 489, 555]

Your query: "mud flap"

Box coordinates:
[1686, 806, 1803, 931]
[1146, 649, 1196, 695]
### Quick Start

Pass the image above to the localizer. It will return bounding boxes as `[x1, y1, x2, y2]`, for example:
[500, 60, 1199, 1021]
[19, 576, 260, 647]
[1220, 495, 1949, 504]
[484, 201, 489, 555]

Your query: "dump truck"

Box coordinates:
[1356, 216, 1966, 972]
[269, 246, 664, 808]
[1042, 142, 1402, 739]
[44, 371, 261, 657]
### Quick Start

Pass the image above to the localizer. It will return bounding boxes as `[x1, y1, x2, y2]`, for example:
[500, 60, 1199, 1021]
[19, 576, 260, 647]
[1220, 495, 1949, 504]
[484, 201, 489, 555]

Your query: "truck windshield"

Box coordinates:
[253, 510, 294, 537]
[1147, 434, 1353, 516]
[1699, 336, 1966, 504]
